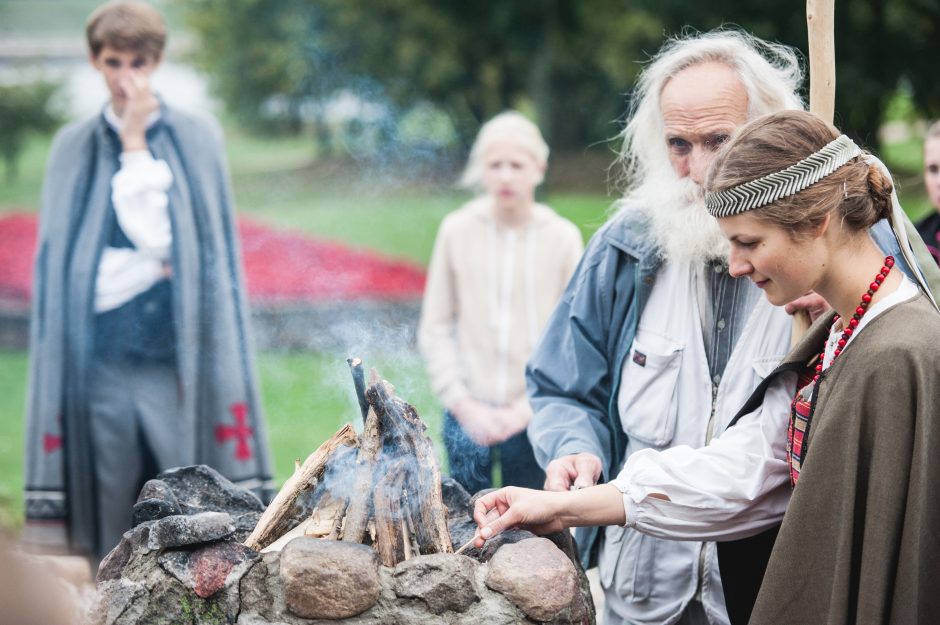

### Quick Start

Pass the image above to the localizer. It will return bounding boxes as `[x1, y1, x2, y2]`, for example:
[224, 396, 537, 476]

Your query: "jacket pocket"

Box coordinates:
[598, 524, 655, 601]
[752, 357, 778, 381]
[617, 336, 683, 447]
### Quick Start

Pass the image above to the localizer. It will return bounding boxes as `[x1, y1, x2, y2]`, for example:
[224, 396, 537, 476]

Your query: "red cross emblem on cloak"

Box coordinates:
[44, 414, 64, 454]
[215, 403, 254, 461]
[43, 433, 63, 454]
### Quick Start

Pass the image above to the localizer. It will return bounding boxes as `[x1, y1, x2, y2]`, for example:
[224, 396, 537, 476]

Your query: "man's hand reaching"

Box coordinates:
[543, 453, 602, 492]
[784, 291, 830, 323]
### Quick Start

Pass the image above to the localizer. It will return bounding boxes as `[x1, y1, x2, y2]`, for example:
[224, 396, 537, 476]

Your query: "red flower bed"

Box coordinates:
[0, 213, 35, 303]
[0, 213, 425, 304]
[237, 217, 425, 302]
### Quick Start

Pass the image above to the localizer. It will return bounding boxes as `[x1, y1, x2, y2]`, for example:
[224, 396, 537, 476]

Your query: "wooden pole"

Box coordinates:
[793, 0, 837, 344]
[807, 0, 836, 125]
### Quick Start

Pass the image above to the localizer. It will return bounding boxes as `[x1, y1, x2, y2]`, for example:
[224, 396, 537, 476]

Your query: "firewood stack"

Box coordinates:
[243, 361, 453, 567]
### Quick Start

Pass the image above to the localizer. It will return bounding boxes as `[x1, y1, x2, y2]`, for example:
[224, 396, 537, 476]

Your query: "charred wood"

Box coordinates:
[347, 357, 369, 423]
[365, 382, 453, 554]
[340, 406, 381, 544]
[372, 457, 409, 567]
[245, 424, 358, 551]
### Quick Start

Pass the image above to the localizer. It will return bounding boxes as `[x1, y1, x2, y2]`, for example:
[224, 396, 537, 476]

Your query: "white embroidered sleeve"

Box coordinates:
[611, 372, 795, 541]
[110, 150, 174, 260]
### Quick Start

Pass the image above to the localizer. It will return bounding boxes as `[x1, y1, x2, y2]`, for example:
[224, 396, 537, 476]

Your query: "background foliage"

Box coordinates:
[642, 0, 940, 149]
[0, 82, 60, 182]
[180, 0, 940, 154]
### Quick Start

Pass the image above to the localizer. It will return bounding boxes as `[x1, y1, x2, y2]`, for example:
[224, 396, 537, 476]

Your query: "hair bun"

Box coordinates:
[866, 164, 894, 221]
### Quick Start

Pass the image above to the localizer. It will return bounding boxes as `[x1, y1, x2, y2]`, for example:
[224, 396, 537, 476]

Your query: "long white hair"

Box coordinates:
[613, 29, 805, 262]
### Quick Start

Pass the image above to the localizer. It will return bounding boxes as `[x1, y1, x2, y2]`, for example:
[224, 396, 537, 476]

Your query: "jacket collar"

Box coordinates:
[602, 203, 661, 265]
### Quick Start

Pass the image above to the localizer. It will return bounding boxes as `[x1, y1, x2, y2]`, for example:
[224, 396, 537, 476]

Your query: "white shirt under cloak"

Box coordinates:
[612, 276, 919, 541]
[94, 105, 174, 313]
[601, 259, 792, 625]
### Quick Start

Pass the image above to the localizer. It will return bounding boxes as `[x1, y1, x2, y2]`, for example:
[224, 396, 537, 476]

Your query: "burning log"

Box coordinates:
[245, 424, 358, 551]
[366, 382, 452, 556]
[326, 504, 347, 541]
[347, 357, 369, 422]
[372, 457, 409, 567]
[305, 492, 348, 539]
[247, 367, 453, 567]
[340, 406, 381, 544]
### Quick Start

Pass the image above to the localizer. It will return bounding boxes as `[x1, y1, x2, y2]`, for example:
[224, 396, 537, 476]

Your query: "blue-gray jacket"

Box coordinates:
[526, 209, 913, 568]
[526, 207, 659, 567]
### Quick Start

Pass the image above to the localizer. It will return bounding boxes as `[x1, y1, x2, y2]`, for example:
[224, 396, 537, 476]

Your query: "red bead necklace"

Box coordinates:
[812, 255, 894, 382]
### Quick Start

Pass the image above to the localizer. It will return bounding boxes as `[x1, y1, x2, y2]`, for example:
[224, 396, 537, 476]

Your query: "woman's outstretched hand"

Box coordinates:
[472, 487, 565, 546]
[471, 483, 629, 547]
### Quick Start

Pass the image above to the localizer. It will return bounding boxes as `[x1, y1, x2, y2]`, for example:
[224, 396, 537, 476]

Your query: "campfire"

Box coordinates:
[245, 359, 453, 565]
[86, 361, 596, 624]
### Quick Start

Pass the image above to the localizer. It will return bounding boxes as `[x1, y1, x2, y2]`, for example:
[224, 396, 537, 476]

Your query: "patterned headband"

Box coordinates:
[704, 134, 862, 218]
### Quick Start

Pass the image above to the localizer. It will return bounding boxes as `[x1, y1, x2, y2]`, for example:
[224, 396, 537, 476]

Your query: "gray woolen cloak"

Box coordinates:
[749, 294, 940, 624]
[23, 104, 274, 557]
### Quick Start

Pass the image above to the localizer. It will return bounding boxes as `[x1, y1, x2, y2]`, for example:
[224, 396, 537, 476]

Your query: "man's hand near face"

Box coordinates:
[119, 70, 159, 152]
[784, 291, 830, 323]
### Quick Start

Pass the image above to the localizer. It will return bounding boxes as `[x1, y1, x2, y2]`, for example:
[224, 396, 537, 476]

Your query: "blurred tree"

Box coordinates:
[180, 0, 938, 155]
[179, 0, 663, 152]
[181, 0, 314, 133]
[641, 0, 940, 150]
[0, 81, 60, 182]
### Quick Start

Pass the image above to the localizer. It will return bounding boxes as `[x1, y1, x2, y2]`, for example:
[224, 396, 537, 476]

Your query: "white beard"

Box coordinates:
[629, 174, 729, 265]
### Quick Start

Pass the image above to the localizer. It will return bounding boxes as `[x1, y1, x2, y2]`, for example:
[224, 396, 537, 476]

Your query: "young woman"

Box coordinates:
[417, 111, 583, 493]
[471, 110, 940, 624]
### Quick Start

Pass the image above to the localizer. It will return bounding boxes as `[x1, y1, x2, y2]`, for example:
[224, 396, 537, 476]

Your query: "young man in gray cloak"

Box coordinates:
[22, 0, 274, 561]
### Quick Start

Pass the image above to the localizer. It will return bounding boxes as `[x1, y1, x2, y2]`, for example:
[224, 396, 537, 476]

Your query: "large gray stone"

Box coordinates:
[85, 579, 150, 625]
[155, 465, 264, 515]
[279, 537, 382, 620]
[237, 552, 285, 621]
[147, 511, 235, 550]
[232, 509, 263, 544]
[393, 553, 481, 614]
[440, 477, 471, 520]
[132, 497, 182, 526]
[98, 523, 155, 582]
[485, 537, 579, 622]
[137, 479, 180, 507]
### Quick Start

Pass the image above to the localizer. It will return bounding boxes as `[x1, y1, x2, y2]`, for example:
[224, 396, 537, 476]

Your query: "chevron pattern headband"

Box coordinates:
[704, 134, 862, 217]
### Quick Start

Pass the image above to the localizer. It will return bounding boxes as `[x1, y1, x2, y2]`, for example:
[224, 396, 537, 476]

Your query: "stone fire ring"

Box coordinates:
[86, 465, 596, 624]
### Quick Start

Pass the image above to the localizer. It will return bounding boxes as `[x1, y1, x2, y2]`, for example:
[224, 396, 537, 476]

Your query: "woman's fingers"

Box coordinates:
[470, 487, 573, 547]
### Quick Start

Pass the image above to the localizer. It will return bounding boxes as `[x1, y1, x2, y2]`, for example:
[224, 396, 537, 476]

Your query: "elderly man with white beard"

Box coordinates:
[525, 30, 933, 625]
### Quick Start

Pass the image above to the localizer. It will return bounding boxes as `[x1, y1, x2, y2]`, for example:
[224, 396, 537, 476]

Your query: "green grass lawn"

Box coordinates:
[0, 351, 27, 530]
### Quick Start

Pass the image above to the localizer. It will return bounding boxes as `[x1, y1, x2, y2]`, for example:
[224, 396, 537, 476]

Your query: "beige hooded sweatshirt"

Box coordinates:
[418, 196, 584, 416]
